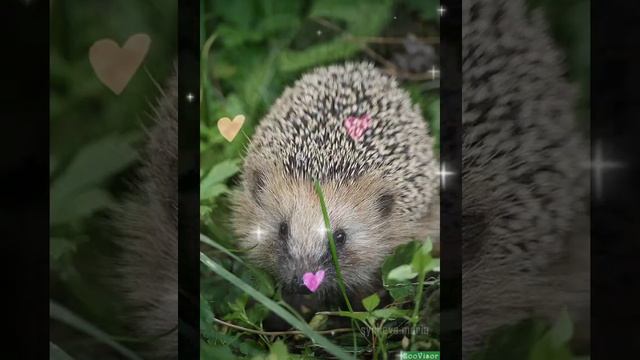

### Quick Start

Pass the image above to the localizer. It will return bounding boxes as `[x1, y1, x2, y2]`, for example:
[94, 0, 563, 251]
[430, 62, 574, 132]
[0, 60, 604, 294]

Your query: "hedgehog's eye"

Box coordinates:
[333, 229, 347, 246]
[279, 222, 289, 240]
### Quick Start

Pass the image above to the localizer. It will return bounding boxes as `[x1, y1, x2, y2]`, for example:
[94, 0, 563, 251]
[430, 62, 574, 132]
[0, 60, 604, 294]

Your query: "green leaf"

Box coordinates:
[200, 295, 217, 341]
[382, 241, 422, 282]
[411, 239, 437, 274]
[310, 0, 393, 35]
[530, 310, 574, 360]
[388, 264, 419, 282]
[388, 285, 414, 301]
[278, 38, 361, 73]
[362, 293, 380, 312]
[267, 340, 289, 360]
[308, 313, 328, 331]
[470, 313, 575, 360]
[50, 188, 114, 225]
[372, 308, 411, 320]
[200, 205, 213, 218]
[212, 0, 257, 30]
[199, 159, 237, 201]
[51, 135, 137, 202]
[200, 253, 352, 360]
[201, 344, 236, 360]
[201, 159, 240, 185]
[200, 183, 230, 202]
[247, 303, 270, 324]
[382, 241, 423, 300]
[50, 237, 77, 262]
[547, 309, 574, 348]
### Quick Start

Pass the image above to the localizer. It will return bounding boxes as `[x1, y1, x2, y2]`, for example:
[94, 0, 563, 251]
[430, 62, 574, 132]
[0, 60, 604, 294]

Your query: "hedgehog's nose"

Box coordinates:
[286, 277, 312, 295]
[294, 284, 312, 295]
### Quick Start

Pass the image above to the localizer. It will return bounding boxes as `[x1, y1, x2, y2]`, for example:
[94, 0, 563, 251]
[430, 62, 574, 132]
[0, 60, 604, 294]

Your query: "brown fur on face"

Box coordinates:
[232, 165, 437, 300]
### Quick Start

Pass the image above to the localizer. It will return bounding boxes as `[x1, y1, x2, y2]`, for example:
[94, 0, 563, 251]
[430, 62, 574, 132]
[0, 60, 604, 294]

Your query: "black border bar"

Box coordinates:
[591, 0, 640, 357]
[2, 0, 50, 357]
[178, 0, 200, 358]
[439, 1, 462, 358]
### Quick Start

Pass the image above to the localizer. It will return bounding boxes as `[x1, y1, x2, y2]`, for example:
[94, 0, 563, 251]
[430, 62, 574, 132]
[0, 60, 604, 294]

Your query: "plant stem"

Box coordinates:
[410, 265, 428, 350]
[313, 180, 358, 358]
[212, 317, 352, 336]
[313, 180, 353, 312]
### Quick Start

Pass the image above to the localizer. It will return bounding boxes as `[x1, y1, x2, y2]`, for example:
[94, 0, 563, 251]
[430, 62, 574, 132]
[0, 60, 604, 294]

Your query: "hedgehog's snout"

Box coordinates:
[280, 254, 332, 295]
[283, 275, 313, 295]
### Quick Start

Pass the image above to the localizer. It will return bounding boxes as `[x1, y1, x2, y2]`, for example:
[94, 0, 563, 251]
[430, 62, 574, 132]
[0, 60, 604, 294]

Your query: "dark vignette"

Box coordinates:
[179, 0, 201, 358]
[0, 0, 49, 357]
[440, 0, 463, 358]
[591, 0, 640, 357]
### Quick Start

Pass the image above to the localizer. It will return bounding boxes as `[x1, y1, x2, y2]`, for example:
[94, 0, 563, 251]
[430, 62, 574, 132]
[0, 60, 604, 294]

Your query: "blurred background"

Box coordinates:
[50, 0, 176, 358]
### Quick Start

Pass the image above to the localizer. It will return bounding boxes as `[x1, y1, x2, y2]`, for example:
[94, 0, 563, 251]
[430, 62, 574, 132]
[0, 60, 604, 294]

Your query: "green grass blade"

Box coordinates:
[200, 233, 245, 264]
[50, 301, 142, 360]
[313, 180, 353, 312]
[50, 342, 75, 360]
[200, 252, 351, 360]
[313, 180, 358, 358]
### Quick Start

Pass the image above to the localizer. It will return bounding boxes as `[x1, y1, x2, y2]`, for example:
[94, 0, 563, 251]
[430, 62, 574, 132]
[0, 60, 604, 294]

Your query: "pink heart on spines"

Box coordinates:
[344, 114, 372, 141]
[302, 270, 326, 293]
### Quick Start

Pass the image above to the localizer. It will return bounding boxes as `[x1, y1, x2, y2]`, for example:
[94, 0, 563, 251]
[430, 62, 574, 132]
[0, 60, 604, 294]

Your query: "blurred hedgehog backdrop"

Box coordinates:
[50, 0, 176, 358]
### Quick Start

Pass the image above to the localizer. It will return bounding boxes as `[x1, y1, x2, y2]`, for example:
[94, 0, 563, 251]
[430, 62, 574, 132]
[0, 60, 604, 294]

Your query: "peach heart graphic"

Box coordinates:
[302, 270, 325, 293]
[89, 33, 151, 95]
[217, 115, 245, 142]
[344, 114, 372, 141]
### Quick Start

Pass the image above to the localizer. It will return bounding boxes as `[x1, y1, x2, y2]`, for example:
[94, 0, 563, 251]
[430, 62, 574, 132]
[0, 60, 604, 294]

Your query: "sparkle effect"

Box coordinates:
[583, 140, 625, 200]
[252, 226, 265, 242]
[438, 6, 447, 17]
[428, 65, 440, 79]
[186, 93, 195, 103]
[437, 162, 455, 189]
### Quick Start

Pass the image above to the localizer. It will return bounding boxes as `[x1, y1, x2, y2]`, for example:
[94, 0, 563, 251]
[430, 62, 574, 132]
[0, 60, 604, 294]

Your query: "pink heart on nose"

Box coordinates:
[344, 114, 372, 141]
[302, 270, 326, 293]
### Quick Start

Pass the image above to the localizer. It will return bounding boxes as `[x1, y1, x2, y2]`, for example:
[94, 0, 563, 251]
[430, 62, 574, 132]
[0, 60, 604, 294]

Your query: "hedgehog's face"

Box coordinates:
[232, 168, 414, 302]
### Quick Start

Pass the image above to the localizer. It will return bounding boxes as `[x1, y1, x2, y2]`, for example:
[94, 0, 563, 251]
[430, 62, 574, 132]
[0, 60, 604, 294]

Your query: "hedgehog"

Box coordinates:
[232, 62, 440, 304]
[113, 73, 178, 359]
[461, 0, 590, 357]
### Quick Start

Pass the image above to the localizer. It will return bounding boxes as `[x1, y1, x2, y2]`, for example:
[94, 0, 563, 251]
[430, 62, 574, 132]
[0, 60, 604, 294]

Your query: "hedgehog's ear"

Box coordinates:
[375, 193, 394, 218]
[249, 169, 266, 206]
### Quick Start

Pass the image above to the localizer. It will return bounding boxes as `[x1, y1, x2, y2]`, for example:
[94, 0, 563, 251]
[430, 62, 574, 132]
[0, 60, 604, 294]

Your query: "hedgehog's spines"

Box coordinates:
[242, 61, 438, 224]
[113, 72, 178, 359]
